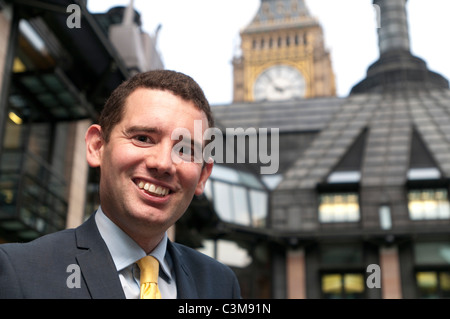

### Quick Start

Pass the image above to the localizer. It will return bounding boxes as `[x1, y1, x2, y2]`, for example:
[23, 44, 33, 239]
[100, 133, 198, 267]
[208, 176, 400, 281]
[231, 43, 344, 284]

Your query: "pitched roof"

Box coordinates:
[212, 96, 343, 132]
[276, 88, 450, 190]
[243, 0, 318, 33]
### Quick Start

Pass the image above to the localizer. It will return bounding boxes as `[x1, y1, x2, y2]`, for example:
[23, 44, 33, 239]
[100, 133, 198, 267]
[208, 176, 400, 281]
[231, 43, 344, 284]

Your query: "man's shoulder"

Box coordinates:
[0, 228, 76, 259]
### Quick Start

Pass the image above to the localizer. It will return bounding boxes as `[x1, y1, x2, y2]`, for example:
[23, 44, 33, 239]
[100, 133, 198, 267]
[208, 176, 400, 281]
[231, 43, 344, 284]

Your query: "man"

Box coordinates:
[0, 70, 241, 299]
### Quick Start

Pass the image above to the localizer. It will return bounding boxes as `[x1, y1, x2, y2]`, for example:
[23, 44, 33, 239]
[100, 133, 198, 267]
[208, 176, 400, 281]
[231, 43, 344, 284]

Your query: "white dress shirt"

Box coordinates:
[95, 207, 177, 299]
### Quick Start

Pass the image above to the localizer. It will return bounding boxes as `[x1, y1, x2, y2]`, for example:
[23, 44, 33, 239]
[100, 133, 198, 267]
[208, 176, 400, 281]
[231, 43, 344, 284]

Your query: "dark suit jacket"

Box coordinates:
[0, 214, 241, 299]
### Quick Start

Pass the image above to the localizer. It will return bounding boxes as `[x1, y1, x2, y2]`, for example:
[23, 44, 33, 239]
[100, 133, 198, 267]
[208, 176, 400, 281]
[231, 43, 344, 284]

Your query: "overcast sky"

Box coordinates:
[88, 0, 450, 105]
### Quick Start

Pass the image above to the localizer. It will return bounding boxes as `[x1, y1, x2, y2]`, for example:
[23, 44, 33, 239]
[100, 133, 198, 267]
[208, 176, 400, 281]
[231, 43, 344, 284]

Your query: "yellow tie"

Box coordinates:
[137, 256, 162, 299]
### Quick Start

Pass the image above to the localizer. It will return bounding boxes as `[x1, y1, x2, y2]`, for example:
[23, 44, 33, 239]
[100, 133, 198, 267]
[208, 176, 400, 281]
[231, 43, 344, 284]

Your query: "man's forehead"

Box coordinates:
[124, 88, 208, 119]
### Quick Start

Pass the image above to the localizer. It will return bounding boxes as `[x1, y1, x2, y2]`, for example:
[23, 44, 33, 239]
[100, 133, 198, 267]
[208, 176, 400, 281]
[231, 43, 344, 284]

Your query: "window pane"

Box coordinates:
[414, 242, 450, 265]
[408, 189, 450, 221]
[216, 239, 252, 268]
[322, 274, 342, 297]
[319, 193, 360, 223]
[440, 272, 450, 290]
[250, 190, 267, 227]
[440, 272, 450, 297]
[212, 181, 233, 223]
[344, 274, 364, 294]
[231, 185, 250, 226]
[321, 245, 363, 265]
[417, 272, 438, 298]
[211, 165, 240, 183]
[322, 273, 365, 299]
[379, 205, 392, 230]
[203, 180, 212, 200]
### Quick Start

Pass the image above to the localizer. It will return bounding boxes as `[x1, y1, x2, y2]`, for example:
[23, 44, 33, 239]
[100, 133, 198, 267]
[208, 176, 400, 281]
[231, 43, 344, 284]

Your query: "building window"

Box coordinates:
[414, 242, 450, 298]
[408, 189, 450, 220]
[321, 273, 365, 299]
[318, 193, 360, 223]
[197, 239, 252, 268]
[205, 165, 268, 227]
[414, 242, 450, 266]
[416, 271, 450, 298]
[379, 205, 392, 230]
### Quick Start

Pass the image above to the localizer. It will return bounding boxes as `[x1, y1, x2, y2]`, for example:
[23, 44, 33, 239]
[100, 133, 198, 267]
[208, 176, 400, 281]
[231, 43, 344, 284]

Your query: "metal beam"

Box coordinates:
[0, 4, 20, 154]
[8, 0, 68, 14]
[54, 67, 99, 120]
[74, 0, 130, 79]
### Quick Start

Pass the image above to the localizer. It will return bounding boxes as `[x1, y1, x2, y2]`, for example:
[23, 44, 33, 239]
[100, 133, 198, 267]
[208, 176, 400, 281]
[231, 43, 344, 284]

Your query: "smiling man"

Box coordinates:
[0, 70, 241, 299]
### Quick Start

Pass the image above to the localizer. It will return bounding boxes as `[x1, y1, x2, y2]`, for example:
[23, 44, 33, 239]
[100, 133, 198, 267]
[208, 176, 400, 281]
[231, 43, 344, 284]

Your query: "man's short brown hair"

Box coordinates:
[98, 70, 214, 142]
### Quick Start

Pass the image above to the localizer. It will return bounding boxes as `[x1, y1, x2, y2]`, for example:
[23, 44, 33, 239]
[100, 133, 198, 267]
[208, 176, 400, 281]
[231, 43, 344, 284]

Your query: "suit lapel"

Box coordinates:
[167, 241, 199, 299]
[75, 215, 125, 299]
[74, 215, 199, 299]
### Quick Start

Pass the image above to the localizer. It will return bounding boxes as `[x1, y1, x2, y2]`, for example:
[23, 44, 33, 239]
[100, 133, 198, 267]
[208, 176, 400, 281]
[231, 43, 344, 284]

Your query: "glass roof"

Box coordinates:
[10, 71, 90, 122]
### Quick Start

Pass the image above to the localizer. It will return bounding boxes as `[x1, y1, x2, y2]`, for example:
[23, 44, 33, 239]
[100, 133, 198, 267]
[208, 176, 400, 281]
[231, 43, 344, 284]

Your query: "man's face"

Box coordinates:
[87, 88, 212, 240]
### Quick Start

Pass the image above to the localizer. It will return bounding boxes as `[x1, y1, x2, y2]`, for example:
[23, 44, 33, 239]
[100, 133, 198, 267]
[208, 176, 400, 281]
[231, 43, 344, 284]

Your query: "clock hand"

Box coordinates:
[274, 85, 284, 92]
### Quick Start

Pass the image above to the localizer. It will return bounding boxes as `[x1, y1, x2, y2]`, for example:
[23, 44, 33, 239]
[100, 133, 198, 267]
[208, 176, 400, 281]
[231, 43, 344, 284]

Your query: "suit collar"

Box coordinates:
[75, 214, 199, 299]
[167, 241, 199, 299]
[75, 214, 126, 299]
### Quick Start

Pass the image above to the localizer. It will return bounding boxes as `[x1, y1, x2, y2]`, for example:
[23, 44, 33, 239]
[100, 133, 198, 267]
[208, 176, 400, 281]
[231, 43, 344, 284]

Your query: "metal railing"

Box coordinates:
[0, 149, 67, 240]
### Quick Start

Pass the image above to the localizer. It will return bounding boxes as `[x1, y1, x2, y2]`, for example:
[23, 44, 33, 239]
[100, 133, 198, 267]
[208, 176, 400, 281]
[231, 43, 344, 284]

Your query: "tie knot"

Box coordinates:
[137, 255, 159, 284]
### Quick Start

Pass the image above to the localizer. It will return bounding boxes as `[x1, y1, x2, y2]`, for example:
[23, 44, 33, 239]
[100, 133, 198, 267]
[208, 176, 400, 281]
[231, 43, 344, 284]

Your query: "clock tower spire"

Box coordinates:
[232, 0, 336, 102]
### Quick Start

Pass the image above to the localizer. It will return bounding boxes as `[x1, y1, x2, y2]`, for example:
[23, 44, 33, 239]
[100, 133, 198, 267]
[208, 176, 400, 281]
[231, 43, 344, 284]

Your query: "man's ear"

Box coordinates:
[194, 158, 214, 196]
[85, 124, 104, 168]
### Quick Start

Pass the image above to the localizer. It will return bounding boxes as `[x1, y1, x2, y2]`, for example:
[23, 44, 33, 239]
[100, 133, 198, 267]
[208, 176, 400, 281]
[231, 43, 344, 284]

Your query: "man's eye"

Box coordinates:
[133, 135, 153, 145]
[178, 145, 192, 156]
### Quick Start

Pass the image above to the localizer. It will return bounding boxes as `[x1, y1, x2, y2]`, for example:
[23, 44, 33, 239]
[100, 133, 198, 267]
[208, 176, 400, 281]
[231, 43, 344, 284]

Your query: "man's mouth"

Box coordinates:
[137, 180, 170, 197]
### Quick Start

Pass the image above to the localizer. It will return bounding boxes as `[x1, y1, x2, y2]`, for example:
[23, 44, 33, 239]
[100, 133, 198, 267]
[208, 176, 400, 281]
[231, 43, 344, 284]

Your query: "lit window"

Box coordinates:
[322, 273, 365, 299]
[408, 189, 450, 220]
[319, 193, 360, 223]
[416, 271, 450, 298]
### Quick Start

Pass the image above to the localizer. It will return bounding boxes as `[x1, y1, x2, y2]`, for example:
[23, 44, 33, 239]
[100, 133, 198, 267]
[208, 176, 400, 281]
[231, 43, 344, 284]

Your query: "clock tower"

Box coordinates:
[233, 0, 336, 102]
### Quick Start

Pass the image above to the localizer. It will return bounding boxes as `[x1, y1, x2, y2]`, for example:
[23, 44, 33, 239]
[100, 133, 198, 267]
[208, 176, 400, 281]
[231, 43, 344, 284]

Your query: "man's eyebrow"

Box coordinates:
[170, 129, 204, 151]
[125, 125, 204, 149]
[124, 126, 162, 135]
[173, 133, 203, 151]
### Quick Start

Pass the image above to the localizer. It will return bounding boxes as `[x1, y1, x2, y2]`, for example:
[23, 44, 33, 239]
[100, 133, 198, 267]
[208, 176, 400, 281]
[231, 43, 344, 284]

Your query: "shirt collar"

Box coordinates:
[95, 206, 172, 281]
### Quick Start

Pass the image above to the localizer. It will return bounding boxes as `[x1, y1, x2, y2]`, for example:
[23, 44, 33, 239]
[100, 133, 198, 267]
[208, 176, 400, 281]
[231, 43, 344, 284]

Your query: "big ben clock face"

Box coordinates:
[253, 65, 306, 101]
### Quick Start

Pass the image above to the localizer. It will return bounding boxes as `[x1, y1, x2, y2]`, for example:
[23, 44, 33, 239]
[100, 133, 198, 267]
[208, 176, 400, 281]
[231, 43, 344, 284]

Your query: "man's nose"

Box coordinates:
[145, 143, 176, 176]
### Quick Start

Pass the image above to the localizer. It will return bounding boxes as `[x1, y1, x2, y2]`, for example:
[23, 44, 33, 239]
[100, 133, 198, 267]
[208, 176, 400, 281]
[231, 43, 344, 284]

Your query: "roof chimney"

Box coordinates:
[351, 0, 448, 93]
[375, 0, 410, 55]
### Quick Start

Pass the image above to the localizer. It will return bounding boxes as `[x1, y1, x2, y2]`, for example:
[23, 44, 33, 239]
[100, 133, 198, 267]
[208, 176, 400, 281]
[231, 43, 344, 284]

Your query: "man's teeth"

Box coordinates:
[138, 181, 169, 196]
